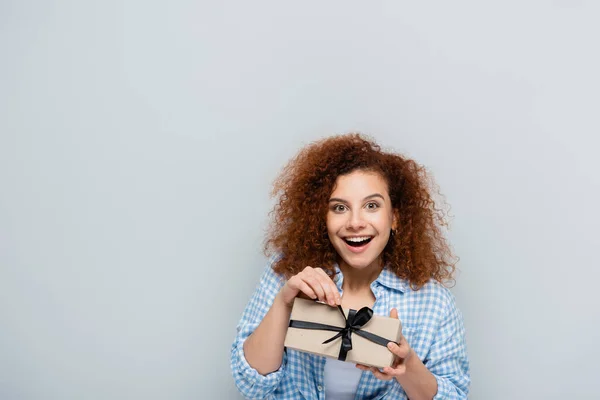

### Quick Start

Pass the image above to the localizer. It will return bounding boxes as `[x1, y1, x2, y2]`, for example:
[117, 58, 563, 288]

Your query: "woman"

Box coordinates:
[230, 134, 470, 399]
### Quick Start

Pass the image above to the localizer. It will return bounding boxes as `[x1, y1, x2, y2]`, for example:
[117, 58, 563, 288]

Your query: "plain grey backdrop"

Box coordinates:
[1, 1, 599, 399]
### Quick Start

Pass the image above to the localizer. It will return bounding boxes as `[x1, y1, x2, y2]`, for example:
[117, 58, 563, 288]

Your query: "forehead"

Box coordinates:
[330, 170, 389, 198]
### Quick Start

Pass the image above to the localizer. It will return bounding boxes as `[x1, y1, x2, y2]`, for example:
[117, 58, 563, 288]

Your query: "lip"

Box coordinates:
[343, 238, 372, 254]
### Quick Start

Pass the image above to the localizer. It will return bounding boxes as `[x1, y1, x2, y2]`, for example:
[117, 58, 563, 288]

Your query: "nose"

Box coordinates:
[345, 210, 366, 231]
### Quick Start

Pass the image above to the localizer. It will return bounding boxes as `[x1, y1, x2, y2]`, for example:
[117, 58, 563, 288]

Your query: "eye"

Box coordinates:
[332, 204, 347, 213]
[365, 202, 380, 210]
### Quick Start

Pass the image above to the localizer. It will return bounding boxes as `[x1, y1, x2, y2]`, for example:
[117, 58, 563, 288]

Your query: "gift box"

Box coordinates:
[283, 298, 402, 368]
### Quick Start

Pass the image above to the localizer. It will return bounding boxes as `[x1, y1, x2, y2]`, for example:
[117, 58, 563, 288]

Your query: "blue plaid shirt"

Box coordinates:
[231, 256, 470, 399]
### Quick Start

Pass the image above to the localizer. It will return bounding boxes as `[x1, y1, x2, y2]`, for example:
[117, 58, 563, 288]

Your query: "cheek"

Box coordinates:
[326, 213, 341, 232]
[326, 226, 341, 247]
[325, 215, 333, 233]
[375, 215, 393, 231]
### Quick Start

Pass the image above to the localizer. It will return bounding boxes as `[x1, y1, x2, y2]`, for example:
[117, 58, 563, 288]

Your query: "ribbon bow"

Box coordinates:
[288, 304, 393, 361]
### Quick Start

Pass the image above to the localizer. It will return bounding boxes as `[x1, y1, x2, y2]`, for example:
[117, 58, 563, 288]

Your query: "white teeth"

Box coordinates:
[345, 236, 372, 242]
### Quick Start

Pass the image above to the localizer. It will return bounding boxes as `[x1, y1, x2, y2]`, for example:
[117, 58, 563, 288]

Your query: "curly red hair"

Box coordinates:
[264, 133, 457, 289]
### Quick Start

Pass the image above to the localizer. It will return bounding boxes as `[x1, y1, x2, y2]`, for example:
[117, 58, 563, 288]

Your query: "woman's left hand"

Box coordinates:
[355, 308, 414, 381]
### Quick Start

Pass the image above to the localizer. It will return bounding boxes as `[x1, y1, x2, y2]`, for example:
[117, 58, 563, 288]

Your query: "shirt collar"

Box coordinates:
[374, 266, 407, 292]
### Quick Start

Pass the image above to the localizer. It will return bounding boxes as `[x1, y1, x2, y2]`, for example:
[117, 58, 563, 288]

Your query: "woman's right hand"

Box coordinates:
[278, 266, 341, 307]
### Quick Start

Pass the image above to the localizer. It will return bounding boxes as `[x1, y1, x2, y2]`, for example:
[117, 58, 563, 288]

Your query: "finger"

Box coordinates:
[295, 279, 318, 300]
[306, 268, 337, 306]
[287, 276, 317, 299]
[387, 341, 410, 359]
[300, 270, 327, 302]
[389, 308, 398, 319]
[383, 364, 406, 376]
[314, 268, 340, 305]
[369, 366, 393, 381]
[307, 269, 333, 305]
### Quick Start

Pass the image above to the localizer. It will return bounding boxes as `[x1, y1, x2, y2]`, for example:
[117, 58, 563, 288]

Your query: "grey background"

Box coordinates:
[1, 1, 599, 399]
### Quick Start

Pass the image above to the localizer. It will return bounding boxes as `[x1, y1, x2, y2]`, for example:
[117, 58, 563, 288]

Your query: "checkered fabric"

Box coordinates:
[231, 256, 470, 399]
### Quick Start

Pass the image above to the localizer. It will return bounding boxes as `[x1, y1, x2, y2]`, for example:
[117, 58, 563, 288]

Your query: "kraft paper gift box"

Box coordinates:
[283, 297, 402, 368]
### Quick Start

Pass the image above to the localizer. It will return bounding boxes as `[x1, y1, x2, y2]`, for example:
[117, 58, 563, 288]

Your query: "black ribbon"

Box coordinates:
[288, 304, 394, 361]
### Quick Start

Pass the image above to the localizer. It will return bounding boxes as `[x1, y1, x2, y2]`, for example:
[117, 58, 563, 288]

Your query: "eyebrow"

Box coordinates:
[328, 193, 385, 203]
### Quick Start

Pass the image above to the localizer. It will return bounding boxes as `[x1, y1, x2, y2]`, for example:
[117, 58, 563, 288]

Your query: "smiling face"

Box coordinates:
[326, 170, 397, 271]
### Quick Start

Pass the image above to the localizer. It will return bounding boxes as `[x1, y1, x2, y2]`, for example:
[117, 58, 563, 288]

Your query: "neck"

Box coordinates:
[338, 258, 383, 292]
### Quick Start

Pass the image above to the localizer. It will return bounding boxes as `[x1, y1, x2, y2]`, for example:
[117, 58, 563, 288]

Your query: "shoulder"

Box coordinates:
[406, 280, 457, 310]
[256, 253, 288, 292]
[385, 275, 460, 329]
[379, 268, 456, 310]
[405, 280, 459, 322]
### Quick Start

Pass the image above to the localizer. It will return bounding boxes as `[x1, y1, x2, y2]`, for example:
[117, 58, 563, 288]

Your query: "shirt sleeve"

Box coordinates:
[230, 257, 288, 399]
[427, 291, 471, 399]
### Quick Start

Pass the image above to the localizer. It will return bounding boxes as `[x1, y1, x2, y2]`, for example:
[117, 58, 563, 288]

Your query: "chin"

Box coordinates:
[340, 255, 378, 270]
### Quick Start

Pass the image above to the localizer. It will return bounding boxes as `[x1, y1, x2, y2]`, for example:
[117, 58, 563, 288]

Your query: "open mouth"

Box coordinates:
[343, 236, 373, 247]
